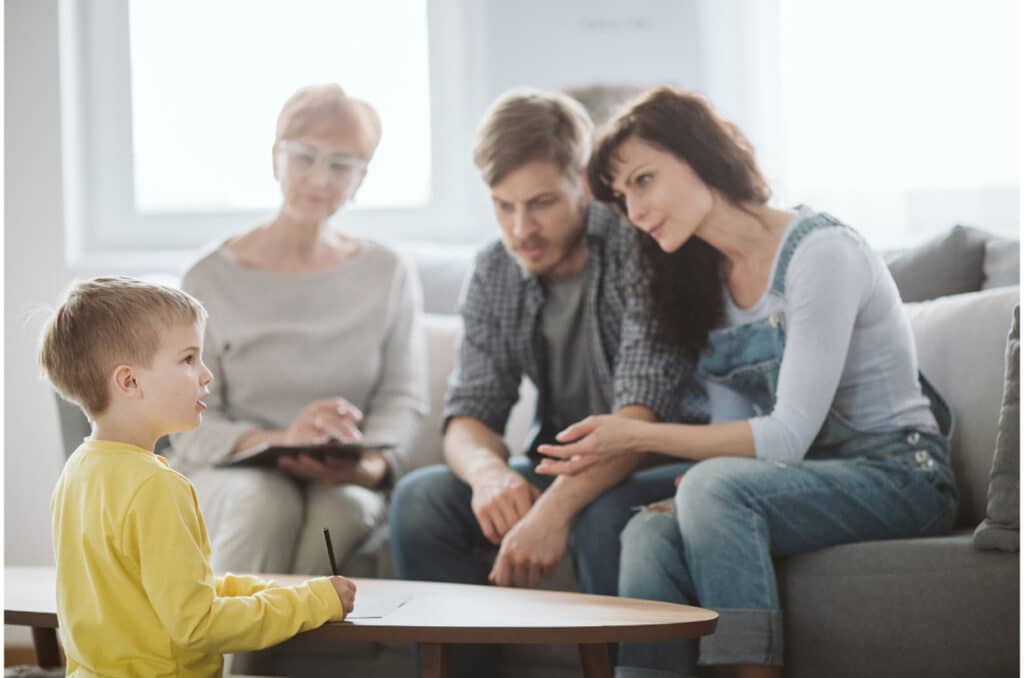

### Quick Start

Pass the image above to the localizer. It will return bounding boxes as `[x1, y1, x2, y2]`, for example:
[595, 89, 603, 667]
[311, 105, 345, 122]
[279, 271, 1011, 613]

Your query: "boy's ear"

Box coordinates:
[111, 365, 143, 400]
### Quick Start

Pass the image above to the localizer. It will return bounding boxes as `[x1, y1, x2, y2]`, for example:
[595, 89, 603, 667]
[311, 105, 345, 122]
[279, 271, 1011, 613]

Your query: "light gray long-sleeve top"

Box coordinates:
[169, 239, 429, 480]
[709, 207, 937, 463]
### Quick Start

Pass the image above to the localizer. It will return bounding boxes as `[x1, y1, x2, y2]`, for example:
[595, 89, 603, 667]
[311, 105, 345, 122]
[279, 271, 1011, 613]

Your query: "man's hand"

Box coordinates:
[328, 575, 357, 616]
[488, 508, 569, 588]
[470, 468, 542, 545]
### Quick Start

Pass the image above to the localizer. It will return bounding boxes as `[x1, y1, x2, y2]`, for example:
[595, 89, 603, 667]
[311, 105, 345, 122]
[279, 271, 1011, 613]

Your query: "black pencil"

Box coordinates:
[323, 527, 339, 576]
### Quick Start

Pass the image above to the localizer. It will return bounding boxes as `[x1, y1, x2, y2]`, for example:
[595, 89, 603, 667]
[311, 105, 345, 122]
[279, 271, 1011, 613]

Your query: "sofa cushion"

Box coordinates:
[974, 304, 1020, 551]
[780, 530, 1018, 678]
[404, 243, 475, 315]
[903, 286, 1020, 528]
[885, 225, 990, 302]
[408, 314, 539, 473]
[982, 236, 1020, 289]
[405, 314, 463, 472]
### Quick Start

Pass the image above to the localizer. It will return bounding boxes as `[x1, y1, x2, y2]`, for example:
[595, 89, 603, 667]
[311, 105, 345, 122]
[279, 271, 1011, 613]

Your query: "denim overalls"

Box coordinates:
[616, 213, 959, 678]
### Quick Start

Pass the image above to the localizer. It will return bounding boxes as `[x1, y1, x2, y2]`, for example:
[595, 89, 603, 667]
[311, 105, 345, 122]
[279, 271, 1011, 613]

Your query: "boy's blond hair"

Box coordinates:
[472, 89, 594, 187]
[39, 277, 207, 419]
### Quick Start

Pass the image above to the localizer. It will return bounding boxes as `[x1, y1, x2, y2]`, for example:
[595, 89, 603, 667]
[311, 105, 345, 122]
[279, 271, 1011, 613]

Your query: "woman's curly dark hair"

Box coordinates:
[588, 86, 771, 359]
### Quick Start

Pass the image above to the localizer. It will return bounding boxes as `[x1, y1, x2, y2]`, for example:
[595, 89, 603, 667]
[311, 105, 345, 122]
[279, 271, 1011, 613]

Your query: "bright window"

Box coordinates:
[60, 0, 471, 268]
[775, 0, 1019, 248]
[128, 0, 431, 212]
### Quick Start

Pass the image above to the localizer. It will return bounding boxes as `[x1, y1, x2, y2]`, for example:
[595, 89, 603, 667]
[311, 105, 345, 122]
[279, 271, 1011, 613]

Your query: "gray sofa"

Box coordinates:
[266, 229, 1019, 677]
[53, 229, 1020, 677]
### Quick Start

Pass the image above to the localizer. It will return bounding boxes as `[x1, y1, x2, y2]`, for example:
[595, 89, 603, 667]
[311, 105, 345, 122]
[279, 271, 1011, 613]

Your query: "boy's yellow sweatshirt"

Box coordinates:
[50, 439, 344, 677]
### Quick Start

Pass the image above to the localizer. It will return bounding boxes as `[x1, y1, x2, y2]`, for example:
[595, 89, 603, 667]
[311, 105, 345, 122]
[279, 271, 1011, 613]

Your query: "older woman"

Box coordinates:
[170, 84, 427, 577]
[537, 87, 957, 678]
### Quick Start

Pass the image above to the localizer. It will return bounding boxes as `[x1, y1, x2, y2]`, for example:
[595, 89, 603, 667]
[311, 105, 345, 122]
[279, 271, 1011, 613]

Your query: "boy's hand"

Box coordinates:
[329, 576, 356, 616]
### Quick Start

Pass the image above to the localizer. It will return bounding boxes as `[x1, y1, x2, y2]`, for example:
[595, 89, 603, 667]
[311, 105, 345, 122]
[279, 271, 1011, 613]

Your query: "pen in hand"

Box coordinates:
[323, 527, 340, 576]
[322, 528, 356, 616]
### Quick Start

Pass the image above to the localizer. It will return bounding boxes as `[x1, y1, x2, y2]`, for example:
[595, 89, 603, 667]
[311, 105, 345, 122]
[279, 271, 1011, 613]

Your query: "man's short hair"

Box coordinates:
[472, 89, 594, 187]
[39, 277, 207, 419]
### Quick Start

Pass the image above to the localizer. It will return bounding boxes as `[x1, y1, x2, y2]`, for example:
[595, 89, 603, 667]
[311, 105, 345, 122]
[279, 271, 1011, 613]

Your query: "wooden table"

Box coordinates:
[5, 566, 717, 678]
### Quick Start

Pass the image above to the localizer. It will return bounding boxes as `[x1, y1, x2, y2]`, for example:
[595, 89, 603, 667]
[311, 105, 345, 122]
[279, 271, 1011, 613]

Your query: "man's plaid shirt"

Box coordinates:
[443, 201, 708, 454]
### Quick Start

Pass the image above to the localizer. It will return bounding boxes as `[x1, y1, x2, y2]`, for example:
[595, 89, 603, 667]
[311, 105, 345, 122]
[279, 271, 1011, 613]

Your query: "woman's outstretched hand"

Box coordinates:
[535, 415, 645, 476]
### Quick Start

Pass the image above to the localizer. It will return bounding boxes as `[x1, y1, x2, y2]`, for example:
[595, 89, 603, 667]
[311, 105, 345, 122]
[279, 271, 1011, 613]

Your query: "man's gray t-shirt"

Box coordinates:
[539, 262, 611, 433]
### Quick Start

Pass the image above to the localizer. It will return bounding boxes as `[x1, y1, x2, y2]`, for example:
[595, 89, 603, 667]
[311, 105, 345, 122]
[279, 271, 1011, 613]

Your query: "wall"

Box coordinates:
[4, 0, 72, 645]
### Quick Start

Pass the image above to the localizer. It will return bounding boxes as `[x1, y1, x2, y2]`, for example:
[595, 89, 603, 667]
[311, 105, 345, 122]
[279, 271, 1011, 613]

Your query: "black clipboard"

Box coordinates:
[217, 440, 391, 469]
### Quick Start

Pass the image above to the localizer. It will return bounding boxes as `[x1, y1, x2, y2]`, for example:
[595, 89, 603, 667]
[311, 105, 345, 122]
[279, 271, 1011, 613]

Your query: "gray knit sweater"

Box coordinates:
[168, 239, 429, 480]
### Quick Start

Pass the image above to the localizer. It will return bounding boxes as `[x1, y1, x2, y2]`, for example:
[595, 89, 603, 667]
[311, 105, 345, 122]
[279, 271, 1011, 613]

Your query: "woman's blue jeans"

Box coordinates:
[616, 427, 957, 677]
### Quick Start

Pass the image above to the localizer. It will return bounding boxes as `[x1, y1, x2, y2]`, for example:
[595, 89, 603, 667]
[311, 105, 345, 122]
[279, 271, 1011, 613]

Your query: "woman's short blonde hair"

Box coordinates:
[39, 277, 207, 418]
[472, 89, 593, 187]
[275, 84, 383, 158]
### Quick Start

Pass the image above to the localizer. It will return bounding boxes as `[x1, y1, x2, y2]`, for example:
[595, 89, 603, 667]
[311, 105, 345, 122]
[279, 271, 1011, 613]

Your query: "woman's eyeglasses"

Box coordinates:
[275, 140, 367, 183]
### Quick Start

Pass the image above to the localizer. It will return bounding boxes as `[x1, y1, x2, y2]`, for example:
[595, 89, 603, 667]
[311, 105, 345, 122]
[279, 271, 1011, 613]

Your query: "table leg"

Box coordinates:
[32, 627, 62, 668]
[579, 642, 612, 678]
[420, 643, 449, 678]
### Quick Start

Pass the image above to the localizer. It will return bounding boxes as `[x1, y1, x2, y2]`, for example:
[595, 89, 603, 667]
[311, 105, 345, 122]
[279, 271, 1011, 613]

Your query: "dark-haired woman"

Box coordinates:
[536, 87, 957, 678]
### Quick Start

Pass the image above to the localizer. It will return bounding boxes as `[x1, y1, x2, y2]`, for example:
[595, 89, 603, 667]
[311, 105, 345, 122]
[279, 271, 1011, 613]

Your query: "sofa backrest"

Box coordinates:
[904, 286, 1019, 528]
[405, 314, 536, 474]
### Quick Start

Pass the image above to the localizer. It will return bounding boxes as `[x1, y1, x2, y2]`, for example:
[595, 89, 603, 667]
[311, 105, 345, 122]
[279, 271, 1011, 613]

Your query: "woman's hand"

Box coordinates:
[535, 415, 647, 476]
[277, 449, 390, 489]
[283, 397, 363, 446]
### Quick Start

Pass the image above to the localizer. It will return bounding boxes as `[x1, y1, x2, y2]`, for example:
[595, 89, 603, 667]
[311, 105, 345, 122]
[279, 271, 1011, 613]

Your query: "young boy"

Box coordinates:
[40, 276, 356, 677]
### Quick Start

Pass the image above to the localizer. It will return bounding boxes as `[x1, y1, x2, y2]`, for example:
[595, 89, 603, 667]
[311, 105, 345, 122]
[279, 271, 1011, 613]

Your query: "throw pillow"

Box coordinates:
[885, 225, 990, 302]
[904, 286, 1019, 527]
[974, 305, 1020, 551]
[982, 236, 1021, 290]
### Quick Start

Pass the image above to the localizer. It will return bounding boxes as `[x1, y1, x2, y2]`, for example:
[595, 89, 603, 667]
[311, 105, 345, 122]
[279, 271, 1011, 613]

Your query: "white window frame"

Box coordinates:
[58, 0, 485, 275]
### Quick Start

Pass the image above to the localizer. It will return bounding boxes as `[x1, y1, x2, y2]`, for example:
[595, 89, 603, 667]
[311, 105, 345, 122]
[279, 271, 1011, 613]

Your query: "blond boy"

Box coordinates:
[41, 276, 356, 677]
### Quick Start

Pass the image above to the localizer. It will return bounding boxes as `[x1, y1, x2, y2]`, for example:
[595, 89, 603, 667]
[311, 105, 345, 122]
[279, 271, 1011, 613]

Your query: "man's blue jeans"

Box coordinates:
[616, 428, 957, 677]
[390, 457, 691, 677]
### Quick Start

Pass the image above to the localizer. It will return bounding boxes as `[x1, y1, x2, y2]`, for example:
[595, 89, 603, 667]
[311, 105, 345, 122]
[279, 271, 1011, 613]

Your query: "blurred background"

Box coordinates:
[4, 0, 1020, 648]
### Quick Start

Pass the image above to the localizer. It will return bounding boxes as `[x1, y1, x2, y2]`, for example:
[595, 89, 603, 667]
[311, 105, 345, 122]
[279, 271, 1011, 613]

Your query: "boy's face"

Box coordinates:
[134, 322, 213, 436]
[490, 159, 590, 281]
